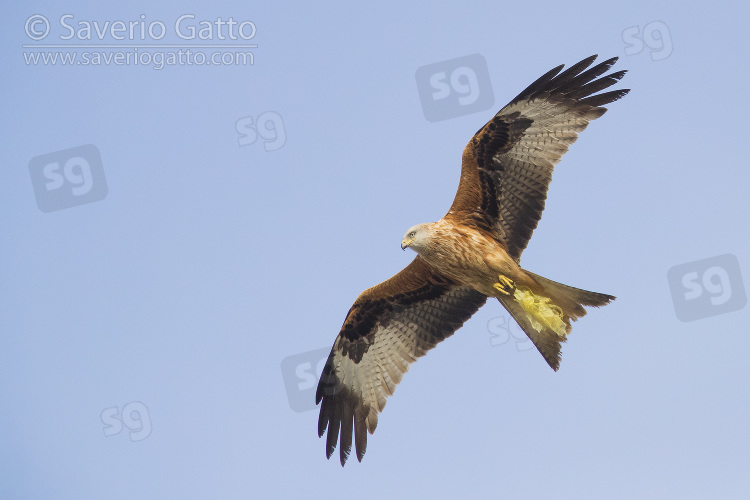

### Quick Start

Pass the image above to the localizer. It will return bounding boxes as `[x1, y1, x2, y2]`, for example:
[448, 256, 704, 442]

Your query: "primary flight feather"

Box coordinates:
[317, 55, 629, 466]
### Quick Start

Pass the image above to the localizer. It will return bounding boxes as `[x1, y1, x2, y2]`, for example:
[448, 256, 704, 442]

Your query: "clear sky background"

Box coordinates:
[3, 1, 749, 498]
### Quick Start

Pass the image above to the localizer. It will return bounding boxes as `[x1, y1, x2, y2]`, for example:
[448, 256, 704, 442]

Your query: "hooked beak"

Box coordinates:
[401, 238, 413, 251]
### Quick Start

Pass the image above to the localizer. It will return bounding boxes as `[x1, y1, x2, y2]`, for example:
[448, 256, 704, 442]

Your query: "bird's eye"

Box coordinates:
[409, 232, 415, 238]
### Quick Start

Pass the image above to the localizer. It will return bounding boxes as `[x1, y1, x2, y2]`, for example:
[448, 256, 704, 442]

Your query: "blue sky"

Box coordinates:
[3, 1, 749, 498]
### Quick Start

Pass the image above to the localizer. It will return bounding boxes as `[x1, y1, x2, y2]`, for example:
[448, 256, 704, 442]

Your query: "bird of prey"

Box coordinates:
[316, 55, 629, 466]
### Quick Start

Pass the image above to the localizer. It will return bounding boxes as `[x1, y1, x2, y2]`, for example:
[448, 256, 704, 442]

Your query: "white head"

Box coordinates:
[400, 223, 433, 253]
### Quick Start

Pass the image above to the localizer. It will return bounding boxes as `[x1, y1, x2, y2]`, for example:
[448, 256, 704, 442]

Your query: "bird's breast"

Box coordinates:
[422, 224, 504, 287]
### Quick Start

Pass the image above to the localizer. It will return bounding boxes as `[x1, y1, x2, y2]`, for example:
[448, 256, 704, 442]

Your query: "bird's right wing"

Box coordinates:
[446, 55, 629, 261]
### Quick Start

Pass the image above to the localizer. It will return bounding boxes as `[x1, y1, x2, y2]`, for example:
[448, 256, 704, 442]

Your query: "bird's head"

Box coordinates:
[401, 223, 433, 253]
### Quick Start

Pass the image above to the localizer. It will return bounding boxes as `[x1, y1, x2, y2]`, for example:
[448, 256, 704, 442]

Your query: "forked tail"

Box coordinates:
[498, 271, 614, 370]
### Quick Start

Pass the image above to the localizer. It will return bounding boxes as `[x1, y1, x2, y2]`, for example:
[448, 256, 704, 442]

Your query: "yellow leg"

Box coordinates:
[493, 274, 516, 296]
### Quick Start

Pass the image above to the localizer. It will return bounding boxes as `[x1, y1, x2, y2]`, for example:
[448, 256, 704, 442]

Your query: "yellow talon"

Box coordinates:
[493, 275, 516, 296]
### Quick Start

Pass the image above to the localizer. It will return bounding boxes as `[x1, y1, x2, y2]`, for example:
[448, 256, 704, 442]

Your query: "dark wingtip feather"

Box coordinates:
[339, 403, 354, 466]
[354, 413, 367, 462]
[579, 88, 630, 107]
[546, 55, 598, 93]
[508, 55, 629, 110]
[318, 373, 362, 466]
[317, 397, 329, 438]
[324, 394, 341, 460]
[555, 57, 620, 95]
[509, 62, 565, 104]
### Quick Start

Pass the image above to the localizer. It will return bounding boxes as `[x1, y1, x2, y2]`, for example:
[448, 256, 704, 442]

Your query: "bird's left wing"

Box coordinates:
[316, 256, 486, 466]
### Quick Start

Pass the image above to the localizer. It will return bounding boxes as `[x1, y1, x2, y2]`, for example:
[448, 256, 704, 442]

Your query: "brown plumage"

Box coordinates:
[317, 55, 629, 466]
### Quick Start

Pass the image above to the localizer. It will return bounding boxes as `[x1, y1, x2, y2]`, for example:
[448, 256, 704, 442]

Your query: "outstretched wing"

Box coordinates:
[316, 256, 486, 466]
[446, 55, 629, 261]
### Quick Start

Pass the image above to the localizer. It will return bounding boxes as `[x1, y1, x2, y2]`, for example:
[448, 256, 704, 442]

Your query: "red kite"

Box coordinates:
[317, 55, 629, 465]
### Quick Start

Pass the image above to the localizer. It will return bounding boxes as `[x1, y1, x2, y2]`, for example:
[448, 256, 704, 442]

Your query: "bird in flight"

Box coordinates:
[316, 55, 629, 466]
